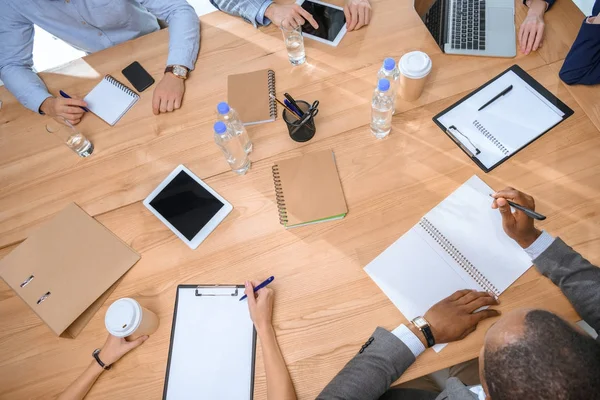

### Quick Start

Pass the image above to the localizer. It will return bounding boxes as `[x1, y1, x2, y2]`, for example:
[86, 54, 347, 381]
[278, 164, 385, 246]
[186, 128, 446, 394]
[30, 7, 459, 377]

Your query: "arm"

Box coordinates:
[210, 0, 271, 27]
[211, 0, 319, 30]
[558, 11, 600, 85]
[491, 189, 600, 334]
[57, 335, 148, 400]
[518, 0, 551, 55]
[318, 290, 499, 400]
[344, 0, 372, 31]
[245, 281, 296, 400]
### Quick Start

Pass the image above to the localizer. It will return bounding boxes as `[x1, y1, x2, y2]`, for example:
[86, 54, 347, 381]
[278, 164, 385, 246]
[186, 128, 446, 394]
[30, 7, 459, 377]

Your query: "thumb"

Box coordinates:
[127, 335, 148, 350]
[496, 198, 516, 227]
[244, 281, 256, 307]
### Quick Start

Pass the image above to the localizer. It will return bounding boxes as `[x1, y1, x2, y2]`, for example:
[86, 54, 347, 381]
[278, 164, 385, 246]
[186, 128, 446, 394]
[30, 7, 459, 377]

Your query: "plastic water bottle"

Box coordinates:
[214, 121, 251, 175]
[217, 102, 253, 154]
[371, 79, 394, 139]
[377, 57, 399, 114]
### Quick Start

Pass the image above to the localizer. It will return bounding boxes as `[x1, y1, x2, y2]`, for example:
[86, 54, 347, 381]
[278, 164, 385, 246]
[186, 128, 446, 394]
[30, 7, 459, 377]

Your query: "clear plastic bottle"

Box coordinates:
[377, 57, 399, 114]
[213, 121, 251, 175]
[217, 102, 253, 154]
[370, 78, 394, 139]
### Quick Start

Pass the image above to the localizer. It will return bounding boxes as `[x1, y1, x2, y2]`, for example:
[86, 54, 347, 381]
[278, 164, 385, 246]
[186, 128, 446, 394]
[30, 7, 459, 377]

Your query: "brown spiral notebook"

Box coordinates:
[272, 150, 348, 228]
[227, 69, 277, 125]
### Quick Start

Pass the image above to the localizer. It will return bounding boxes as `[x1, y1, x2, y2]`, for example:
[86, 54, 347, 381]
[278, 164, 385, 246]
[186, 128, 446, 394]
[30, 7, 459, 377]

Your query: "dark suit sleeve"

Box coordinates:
[533, 238, 600, 333]
[316, 327, 417, 400]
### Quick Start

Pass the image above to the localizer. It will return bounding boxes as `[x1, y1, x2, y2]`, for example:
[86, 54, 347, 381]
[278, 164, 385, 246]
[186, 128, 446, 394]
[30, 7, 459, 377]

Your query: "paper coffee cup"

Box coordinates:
[105, 298, 159, 340]
[398, 51, 432, 102]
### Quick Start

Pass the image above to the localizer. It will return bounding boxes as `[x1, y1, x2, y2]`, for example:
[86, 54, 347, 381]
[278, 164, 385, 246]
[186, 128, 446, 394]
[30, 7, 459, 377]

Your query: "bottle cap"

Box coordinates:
[213, 121, 227, 135]
[383, 57, 396, 71]
[105, 298, 142, 337]
[217, 102, 230, 115]
[399, 51, 432, 79]
[378, 78, 391, 92]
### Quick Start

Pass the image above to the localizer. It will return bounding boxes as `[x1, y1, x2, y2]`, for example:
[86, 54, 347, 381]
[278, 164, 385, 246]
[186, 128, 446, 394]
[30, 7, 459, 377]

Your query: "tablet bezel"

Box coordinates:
[296, 0, 347, 47]
[143, 165, 233, 250]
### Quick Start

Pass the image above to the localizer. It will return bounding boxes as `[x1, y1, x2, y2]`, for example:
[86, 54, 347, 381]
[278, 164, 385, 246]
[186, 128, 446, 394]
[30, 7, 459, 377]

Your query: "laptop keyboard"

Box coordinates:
[424, 0, 445, 45]
[451, 0, 486, 51]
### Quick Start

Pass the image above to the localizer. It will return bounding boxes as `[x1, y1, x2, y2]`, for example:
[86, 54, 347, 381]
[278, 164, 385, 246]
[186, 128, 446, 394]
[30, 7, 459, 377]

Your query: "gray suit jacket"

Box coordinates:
[317, 238, 600, 400]
[209, 0, 267, 27]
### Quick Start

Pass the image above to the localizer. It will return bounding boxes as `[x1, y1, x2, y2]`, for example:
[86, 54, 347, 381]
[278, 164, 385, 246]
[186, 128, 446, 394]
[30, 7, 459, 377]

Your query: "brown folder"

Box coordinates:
[272, 150, 348, 228]
[227, 69, 277, 125]
[0, 203, 140, 338]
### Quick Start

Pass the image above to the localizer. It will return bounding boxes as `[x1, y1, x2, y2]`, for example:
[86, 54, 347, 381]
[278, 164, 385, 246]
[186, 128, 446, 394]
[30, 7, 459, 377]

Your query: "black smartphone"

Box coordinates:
[122, 61, 155, 92]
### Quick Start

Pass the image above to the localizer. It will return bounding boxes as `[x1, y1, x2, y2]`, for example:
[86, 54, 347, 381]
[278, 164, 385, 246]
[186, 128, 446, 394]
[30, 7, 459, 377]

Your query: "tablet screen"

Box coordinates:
[301, 0, 346, 42]
[149, 171, 224, 241]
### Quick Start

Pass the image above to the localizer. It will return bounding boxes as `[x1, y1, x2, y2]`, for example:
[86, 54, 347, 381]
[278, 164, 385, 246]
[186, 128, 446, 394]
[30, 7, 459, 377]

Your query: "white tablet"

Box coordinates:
[143, 165, 233, 250]
[296, 0, 347, 47]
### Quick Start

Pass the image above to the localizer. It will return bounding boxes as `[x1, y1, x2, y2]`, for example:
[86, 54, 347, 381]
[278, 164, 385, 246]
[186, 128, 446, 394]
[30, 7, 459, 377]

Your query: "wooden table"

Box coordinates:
[1, 0, 598, 398]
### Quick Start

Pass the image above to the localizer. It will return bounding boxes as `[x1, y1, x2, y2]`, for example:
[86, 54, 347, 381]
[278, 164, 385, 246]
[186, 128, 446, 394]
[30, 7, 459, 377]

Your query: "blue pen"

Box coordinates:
[59, 90, 90, 112]
[239, 276, 275, 301]
[284, 99, 304, 118]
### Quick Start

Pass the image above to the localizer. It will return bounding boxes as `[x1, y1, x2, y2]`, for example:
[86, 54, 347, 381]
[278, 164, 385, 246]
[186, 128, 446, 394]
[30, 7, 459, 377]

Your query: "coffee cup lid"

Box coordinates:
[105, 298, 142, 337]
[399, 51, 432, 79]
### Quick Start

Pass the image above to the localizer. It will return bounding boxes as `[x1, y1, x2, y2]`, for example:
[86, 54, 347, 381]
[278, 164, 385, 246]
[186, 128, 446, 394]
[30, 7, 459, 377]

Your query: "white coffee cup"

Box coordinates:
[398, 51, 433, 102]
[105, 298, 159, 340]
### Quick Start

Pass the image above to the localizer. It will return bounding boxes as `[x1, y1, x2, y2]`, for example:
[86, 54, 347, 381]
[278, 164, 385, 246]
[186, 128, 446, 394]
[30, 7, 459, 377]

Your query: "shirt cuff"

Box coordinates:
[525, 230, 555, 260]
[391, 324, 426, 358]
[33, 92, 53, 115]
[256, 0, 273, 26]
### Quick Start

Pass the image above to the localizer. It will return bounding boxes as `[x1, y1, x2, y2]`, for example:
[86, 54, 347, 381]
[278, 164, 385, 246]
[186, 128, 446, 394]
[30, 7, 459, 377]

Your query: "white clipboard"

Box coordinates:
[162, 285, 256, 400]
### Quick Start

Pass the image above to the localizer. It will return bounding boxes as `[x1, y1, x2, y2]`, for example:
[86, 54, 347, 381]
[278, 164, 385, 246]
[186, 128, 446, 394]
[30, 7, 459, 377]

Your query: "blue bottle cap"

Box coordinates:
[383, 57, 396, 71]
[213, 121, 227, 134]
[217, 102, 230, 115]
[378, 78, 391, 92]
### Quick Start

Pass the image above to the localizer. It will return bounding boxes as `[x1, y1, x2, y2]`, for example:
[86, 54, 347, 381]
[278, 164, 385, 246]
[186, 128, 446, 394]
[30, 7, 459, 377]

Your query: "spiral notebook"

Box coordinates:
[272, 150, 347, 228]
[433, 65, 573, 172]
[364, 175, 532, 351]
[227, 69, 276, 125]
[84, 75, 139, 126]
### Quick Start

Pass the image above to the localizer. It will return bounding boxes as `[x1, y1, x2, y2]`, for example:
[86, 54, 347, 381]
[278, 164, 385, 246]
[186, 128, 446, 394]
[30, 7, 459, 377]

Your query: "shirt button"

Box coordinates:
[81, 21, 86, 25]
[65, 0, 70, 3]
[97, 32, 102, 36]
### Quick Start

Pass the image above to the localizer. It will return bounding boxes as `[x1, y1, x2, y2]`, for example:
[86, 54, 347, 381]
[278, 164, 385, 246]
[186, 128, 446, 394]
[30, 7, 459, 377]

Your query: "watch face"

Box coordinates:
[173, 66, 187, 77]
[412, 316, 429, 329]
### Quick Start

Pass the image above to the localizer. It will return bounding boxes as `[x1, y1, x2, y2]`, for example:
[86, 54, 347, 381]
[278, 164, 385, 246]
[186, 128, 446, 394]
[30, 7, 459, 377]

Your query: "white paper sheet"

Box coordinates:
[84, 76, 138, 126]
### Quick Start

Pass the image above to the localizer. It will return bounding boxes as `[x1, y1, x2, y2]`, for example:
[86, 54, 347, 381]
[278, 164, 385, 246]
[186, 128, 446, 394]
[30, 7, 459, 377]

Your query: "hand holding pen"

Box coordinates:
[243, 278, 275, 333]
[491, 188, 545, 249]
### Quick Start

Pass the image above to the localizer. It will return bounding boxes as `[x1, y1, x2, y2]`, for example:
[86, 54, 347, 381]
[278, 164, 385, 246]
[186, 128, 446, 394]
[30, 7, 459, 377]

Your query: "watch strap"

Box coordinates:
[164, 65, 188, 79]
[420, 325, 436, 348]
[92, 348, 111, 370]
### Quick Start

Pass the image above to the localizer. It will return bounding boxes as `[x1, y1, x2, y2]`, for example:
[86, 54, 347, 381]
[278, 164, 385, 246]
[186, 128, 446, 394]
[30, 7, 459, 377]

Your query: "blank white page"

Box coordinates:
[164, 286, 255, 400]
[84, 76, 139, 126]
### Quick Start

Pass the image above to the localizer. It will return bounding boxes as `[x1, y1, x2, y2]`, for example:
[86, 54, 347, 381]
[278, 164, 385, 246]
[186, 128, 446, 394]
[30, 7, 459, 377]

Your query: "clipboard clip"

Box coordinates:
[447, 125, 481, 157]
[195, 285, 239, 297]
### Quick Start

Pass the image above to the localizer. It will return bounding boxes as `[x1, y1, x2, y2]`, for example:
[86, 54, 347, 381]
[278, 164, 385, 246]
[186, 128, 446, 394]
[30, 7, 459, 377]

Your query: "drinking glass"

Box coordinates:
[281, 25, 306, 66]
[45, 117, 94, 157]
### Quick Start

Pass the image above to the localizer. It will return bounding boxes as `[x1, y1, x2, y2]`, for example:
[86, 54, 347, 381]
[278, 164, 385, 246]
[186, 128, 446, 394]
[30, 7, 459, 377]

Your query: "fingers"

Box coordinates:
[464, 295, 499, 313]
[533, 24, 544, 51]
[448, 289, 474, 301]
[127, 335, 149, 350]
[245, 281, 257, 306]
[493, 188, 535, 209]
[355, 5, 366, 30]
[159, 97, 168, 114]
[166, 99, 174, 113]
[174, 97, 182, 110]
[471, 309, 501, 324]
[525, 26, 537, 54]
[297, 6, 319, 29]
[458, 290, 492, 305]
[152, 92, 160, 115]
[344, 5, 351, 29]
[63, 98, 88, 108]
[346, 5, 358, 30]
[518, 22, 526, 50]
[519, 25, 529, 53]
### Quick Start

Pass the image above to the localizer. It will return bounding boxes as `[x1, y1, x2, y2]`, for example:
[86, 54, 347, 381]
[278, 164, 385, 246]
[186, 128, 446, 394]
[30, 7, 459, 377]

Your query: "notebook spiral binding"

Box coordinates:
[105, 75, 139, 99]
[473, 120, 509, 156]
[268, 70, 277, 120]
[272, 165, 288, 225]
[419, 217, 500, 297]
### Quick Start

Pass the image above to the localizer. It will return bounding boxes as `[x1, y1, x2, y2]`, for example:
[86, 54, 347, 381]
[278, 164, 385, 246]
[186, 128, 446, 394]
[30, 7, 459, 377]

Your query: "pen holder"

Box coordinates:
[283, 100, 316, 143]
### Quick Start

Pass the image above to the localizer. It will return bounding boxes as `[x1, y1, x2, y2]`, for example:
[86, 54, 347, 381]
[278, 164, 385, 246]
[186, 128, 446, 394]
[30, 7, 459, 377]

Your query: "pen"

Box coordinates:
[284, 99, 304, 118]
[478, 85, 513, 111]
[284, 93, 304, 116]
[270, 94, 301, 120]
[59, 90, 90, 112]
[489, 194, 546, 221]
[239, 276, 275, 301]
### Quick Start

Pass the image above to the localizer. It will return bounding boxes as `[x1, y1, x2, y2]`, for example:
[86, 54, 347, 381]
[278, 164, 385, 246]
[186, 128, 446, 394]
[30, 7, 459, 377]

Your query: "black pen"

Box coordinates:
[478, 85, 513, 111]
[59, 90, 90, 112]
[284, 93, 303, 116]
[489, 194, 546, 220]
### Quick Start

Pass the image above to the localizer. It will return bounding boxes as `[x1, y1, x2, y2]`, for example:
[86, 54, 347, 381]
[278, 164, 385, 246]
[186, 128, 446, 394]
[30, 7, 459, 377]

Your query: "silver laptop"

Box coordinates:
[415, 0, 516, 57]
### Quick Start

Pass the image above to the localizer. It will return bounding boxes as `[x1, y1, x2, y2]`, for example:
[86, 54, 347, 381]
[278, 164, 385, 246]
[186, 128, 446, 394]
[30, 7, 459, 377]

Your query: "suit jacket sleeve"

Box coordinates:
[533, 238, 600, 333]
[210, 0, 268, 27]
[317, 327, 417, 400]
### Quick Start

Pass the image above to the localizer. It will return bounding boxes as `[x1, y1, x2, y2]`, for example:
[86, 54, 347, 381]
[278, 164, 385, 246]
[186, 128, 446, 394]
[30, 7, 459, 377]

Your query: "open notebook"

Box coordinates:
[434, 65, 572, 172]
[84, 75, 139, 126]
[364, 176, 532, 351]
[227, 69, 277, 125]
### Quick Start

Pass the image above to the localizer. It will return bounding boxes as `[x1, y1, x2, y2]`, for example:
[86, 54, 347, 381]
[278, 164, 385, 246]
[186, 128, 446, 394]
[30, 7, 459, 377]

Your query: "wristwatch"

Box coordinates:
[92, 348, 112, 370]
[411, 316, 436, 348]
[164, 65, 189, 80]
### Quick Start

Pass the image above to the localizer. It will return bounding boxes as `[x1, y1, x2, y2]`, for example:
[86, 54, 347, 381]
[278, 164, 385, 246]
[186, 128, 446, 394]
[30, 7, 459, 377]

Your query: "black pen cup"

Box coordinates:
[283, 100, 316, 143]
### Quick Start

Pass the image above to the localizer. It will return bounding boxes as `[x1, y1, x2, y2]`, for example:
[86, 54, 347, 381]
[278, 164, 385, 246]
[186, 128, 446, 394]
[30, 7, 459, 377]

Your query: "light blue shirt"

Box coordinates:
[256, 0, 273, 25]
[0, 0, 200, 113]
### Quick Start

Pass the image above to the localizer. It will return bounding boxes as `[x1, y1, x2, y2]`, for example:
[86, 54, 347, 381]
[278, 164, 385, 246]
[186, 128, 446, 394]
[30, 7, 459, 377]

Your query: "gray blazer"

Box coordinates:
[209, 0, 267, 27]
[317, 238, 600, 400]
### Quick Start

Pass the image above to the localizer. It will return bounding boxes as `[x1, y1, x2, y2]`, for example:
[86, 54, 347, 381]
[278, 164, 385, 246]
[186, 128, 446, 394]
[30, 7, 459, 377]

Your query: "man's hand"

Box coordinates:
[492, 188, 542, 248]
[265, 3, 318, 30]
[519, 0, 548, 54]
[423, 290, 500, 344]
[97, 334, 148, 366]
[344, 0, 372, 31]
[40, 97, 87, 125]
[152, 73, 185, 115]
[245, 280, 275, 334]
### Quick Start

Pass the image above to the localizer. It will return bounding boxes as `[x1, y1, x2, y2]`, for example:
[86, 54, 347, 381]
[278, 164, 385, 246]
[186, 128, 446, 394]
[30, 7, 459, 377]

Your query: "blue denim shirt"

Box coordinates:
[0, 0, 200, 113]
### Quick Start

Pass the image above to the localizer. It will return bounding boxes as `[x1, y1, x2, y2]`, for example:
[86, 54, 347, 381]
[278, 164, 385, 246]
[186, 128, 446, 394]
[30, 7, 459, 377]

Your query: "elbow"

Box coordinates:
[559, 68, 582, 86]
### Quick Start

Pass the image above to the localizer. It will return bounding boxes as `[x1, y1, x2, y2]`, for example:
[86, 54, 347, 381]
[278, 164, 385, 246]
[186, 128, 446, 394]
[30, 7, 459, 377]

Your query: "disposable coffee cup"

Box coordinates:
[105, 298, 159, 340]
[398, 51, 432, 102]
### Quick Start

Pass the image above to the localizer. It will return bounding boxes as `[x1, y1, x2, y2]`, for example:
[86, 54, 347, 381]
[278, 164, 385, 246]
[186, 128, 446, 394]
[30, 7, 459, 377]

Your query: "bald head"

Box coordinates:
[480, 309, 600, 400]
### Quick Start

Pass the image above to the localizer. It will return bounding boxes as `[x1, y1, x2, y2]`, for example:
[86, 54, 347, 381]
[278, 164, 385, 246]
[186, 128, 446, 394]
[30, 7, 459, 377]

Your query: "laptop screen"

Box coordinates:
[415, 0, 448, 50]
